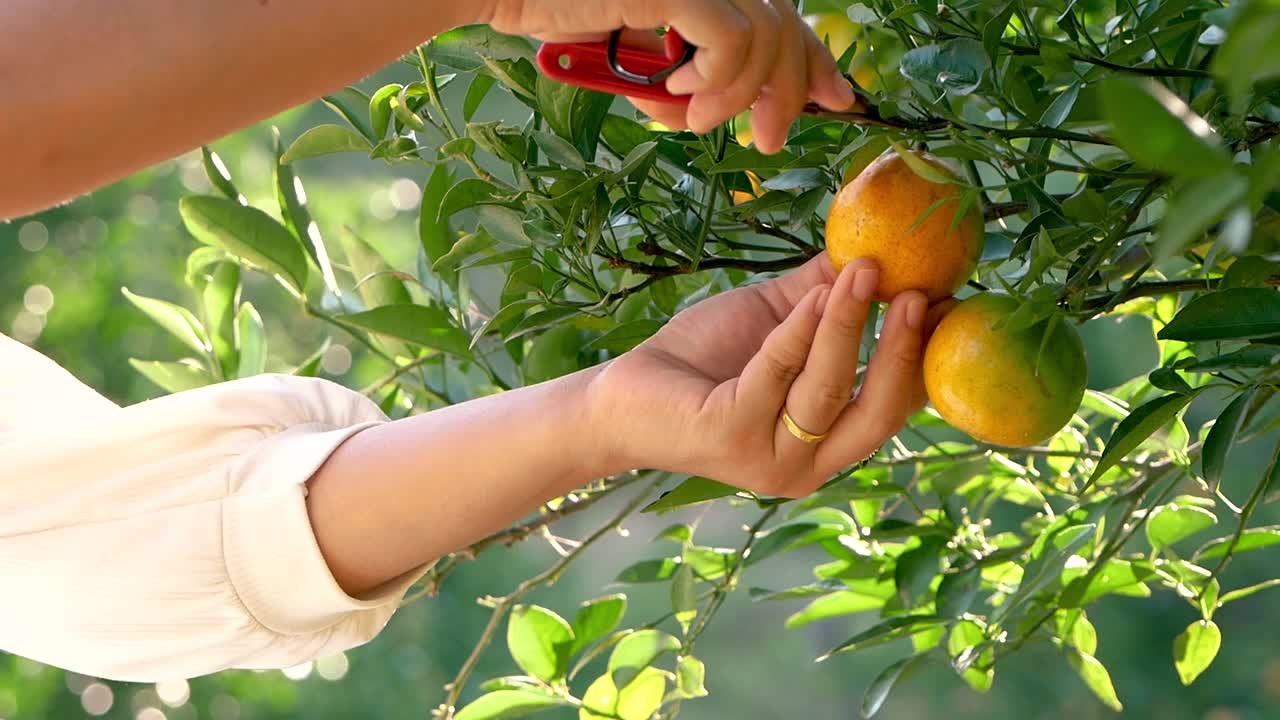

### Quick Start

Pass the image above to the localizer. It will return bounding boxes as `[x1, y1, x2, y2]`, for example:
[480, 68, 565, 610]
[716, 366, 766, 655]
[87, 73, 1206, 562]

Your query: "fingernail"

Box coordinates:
[851, 267, 878, 302]
[814, 287, 831, 317]
[833, 71, 856, 108]
[906, 296, 927, 331]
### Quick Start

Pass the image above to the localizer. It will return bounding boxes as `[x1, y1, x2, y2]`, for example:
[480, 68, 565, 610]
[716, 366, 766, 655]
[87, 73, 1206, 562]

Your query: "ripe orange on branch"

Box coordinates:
[824, 151, 983, 303]
[923, 293, 1088, 448]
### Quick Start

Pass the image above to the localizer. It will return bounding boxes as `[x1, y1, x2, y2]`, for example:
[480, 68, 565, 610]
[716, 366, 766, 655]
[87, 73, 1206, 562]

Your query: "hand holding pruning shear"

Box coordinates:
[485, 0, 864, 154]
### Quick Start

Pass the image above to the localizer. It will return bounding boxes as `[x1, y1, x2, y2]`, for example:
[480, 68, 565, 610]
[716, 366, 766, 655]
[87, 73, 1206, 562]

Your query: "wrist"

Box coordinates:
[561, 363, 634, 480]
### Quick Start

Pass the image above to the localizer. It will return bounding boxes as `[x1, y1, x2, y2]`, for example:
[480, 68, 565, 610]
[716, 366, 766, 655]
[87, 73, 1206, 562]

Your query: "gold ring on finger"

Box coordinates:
[780, 407, 829, 444]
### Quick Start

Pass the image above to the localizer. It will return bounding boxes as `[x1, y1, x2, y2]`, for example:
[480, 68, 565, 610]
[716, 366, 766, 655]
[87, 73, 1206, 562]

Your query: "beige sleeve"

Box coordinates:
[0, 370, 429, 682]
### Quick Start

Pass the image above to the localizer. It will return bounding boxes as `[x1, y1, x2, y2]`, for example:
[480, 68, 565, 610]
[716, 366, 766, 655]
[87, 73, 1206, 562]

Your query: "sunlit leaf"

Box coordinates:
[121, 288, 211, 355]
[507, 605, 574, 683]
[280, 125, 373, 164]
[455, 688, 568, 720]
[862, 655, 926, 718]
[179, 196, 309, 294]
[1089, 394, 1198, 486]
[1067, 650, 1123, 711]
[570, 595, 627, 657]
[1173, 620, 1221, 685]
[1099, 75, 1229, 177]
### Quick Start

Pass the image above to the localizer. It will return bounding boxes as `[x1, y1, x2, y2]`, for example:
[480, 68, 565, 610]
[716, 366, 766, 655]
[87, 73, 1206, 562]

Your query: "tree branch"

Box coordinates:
[406, 475, 639, 603]
[437, 479, 658, 720]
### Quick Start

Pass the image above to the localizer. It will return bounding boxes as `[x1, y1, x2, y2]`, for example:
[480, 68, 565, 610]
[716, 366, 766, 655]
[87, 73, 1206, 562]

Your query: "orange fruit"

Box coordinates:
[731, 171, 763, 205]
[807, 13, 858, 58]
[825, 151, 983, 303]
[923, 293, 1087, 448]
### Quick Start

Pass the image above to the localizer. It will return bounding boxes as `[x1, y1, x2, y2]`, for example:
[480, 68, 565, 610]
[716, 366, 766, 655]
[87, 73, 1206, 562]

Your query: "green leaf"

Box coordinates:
[1203, 389, 1257, 489]
[887, 140, 956, 185]
[202, 261, 240, 378]
[336, 304, 471, 357]
[608, 630, 680, 689]
[862, 656, 925, 719]
[1160, 289, 1280, 341]
[601, 115, 651, 158]
[1089, 393, 1198, 486]
[818, 615, 946, 661]
[996, 524, 1095, 622]
[785, 582, 895, 629]
[1067, 650, 1123, 711]
[179, 196, 309, 294]
[464, 74, 496, 121]
[121, 288, 211, 355]
[1060, 559, 1155, 607]
[643, 477, 742, 513]
[1196, 526, 1280, 560]
[280, 125, 373, 164]
[536, 76, 613, 160]
[235, 302, 266, 378]
[982, 3, 1016, 60]
[272, 130, 331, 292]
[570, 595, 627, 657]
[476, 206, 531, 247]
[1099, 75, 1230, 177]
[438, 178, 503, 221]
[129, 359, 212, 394]
[1153, 171, 1249, 261]
[1147, 504, 1217, 549]
[1219, 578, 1280, 605]
[321, 88, 376, 143]
[1211, 5, 1280, 113]
[367, 83, 402, 140]
[615, 557, 682, 584]
[506, 605, 574, 683]
[426, 25, 535, 72]
[1039, 82, 1080, 129]
[1174, 620, 1221, 685]
[674, 656, 708, 699]
[389, 86, 425, 132]
[894, 539, 943, 608]
[671, 563, 697, 635]
[454, 688, 568, 720]
[524, 324, 580, 384]
[937, 568, 982, 618]
[899, 38, 991, 95]
[580, 667, 665, 720]
[530, 130, 585, 170]
[585, 319, 664, 354]
[1184, 347, 1280, 372]
[434, 229, 497, 275]
[340, 231, 412, 309]
[201, 147, 240, 201]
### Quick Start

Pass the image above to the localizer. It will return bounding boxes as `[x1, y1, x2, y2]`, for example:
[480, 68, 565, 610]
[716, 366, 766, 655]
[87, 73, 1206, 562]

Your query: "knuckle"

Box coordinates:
[763, 352, 804, 384]
[829, 310, 866, 338]
[811, 379, 853, 409]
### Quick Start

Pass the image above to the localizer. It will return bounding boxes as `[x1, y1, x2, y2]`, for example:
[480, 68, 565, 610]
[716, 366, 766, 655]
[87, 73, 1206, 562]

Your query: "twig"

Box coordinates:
[438, 479, 659, 719]
[683, 506, 780, 651]
[405, 476, 639, 603]
[1078, 275, 1280, 314]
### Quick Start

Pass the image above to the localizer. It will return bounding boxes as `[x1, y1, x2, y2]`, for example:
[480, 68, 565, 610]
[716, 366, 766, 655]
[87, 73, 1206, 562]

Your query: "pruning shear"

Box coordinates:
[536, 29, 697, 104]
[536, 28, 884, 122]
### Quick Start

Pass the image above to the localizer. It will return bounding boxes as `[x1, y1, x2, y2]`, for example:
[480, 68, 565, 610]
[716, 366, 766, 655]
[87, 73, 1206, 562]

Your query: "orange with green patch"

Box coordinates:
[825, 151, 983, 303]
[923, 293, 1088, 448]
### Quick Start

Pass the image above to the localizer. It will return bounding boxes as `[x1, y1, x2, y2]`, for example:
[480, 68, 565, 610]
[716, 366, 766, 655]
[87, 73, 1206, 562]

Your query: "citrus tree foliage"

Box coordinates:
[121, 1, 1280, 717]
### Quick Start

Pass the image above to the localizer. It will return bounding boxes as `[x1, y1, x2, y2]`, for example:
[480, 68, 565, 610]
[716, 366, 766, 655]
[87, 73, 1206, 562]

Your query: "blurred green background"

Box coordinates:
[5, 58, 1280, 720]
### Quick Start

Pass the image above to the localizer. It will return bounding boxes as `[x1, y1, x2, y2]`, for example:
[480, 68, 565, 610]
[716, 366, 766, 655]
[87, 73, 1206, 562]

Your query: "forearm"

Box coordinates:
[305, 365, 620, 596]
[0, 0, 490, 220]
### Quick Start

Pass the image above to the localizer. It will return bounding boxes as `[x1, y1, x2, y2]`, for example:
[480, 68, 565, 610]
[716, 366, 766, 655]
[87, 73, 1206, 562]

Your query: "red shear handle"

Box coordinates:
[536, 30, 694, 104]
